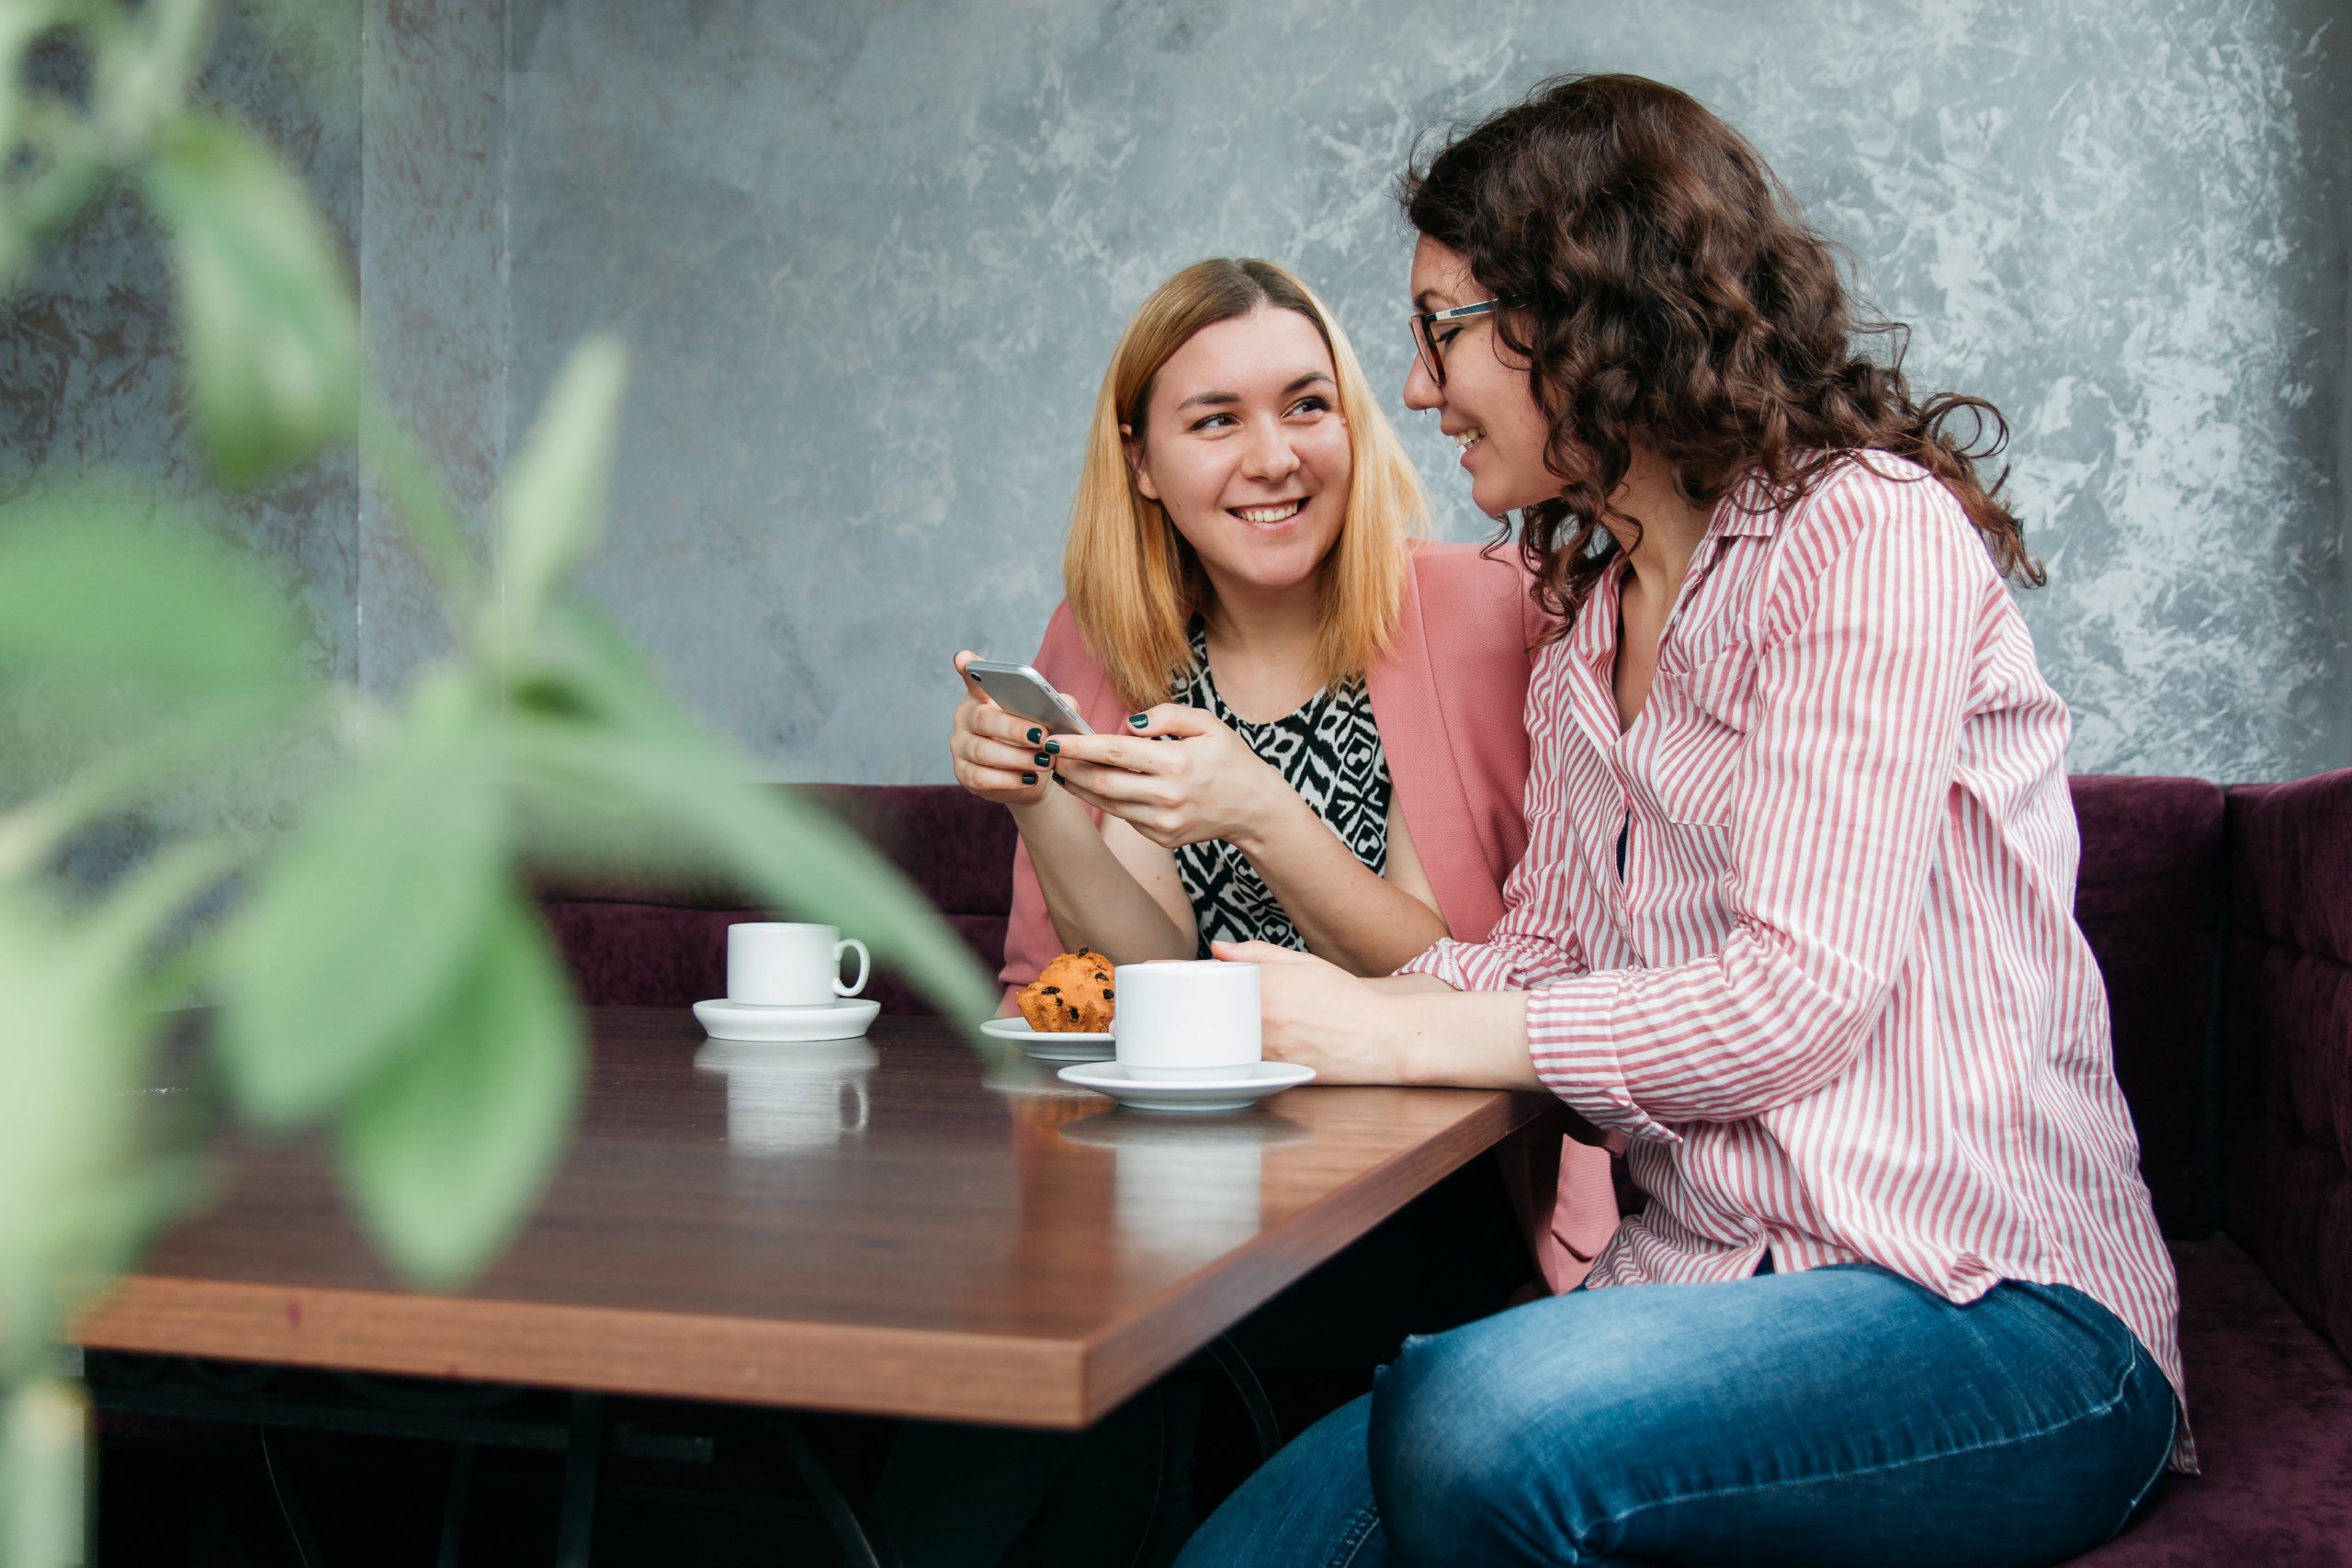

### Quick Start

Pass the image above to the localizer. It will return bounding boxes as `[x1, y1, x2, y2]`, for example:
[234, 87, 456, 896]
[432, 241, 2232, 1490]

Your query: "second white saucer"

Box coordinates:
[978, 1015, 1115, 1062]
[1056, 1059, 1314, 1112]
[693, 997, 881, 1043]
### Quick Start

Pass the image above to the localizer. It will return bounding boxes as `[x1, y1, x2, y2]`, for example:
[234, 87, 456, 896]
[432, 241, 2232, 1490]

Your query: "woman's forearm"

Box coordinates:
[1393, 987, 1542, 1089]
[1232, 791, 1451, 976]
[1010, 786, 1193, 963]
[1237, 941, 1541, 1089]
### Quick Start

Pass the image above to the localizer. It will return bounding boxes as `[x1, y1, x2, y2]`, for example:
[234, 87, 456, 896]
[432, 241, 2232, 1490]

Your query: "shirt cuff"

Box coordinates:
[1397, 936, 1539, 992]
[1525, 971, 1680, 1144]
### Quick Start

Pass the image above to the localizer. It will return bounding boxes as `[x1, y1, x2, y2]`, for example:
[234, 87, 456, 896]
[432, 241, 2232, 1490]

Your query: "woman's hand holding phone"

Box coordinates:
[1050, 705, 1288, 851]
[950, 650, 1060, 807]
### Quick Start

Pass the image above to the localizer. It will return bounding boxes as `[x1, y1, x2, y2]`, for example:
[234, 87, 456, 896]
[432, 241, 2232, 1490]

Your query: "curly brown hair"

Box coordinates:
[1399, 73, 2041, 628]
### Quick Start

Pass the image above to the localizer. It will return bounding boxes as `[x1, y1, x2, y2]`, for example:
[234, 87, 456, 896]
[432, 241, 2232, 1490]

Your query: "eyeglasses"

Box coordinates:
[1408, 297, 1527, 388]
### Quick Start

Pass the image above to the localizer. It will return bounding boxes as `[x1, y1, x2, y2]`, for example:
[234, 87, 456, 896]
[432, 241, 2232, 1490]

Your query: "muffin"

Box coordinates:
[1017, 948, 1116, 1032]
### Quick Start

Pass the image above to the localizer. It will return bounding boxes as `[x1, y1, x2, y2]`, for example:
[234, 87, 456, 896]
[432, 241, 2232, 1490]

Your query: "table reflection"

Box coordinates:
[694, 1038, 876, 1155]
[1059, 1109, 1310, 1264]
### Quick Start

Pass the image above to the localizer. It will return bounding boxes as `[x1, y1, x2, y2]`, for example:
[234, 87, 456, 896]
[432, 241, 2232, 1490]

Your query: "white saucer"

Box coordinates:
[1056, 1059, 1315, 1112]
[693, 997, 880, 1043]
[979, 1015, 1115, 1063]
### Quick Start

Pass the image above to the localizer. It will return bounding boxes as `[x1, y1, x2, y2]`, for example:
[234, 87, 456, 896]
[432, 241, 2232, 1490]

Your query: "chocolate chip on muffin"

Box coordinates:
[1017, 950, 1116, 1032]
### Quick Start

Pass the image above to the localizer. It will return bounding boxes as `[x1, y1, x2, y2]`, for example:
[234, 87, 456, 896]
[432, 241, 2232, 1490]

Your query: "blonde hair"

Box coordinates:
[1063, 258, 1431, 711]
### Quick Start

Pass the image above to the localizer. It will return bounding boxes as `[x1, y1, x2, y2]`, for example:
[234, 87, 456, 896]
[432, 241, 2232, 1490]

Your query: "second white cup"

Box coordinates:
[729, 922, 870, 1008]
[1112, 959, 1261, 1079]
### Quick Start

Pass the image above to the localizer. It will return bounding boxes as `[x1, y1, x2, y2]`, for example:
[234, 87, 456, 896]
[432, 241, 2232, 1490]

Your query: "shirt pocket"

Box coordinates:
[1648, 638, 1757, 829]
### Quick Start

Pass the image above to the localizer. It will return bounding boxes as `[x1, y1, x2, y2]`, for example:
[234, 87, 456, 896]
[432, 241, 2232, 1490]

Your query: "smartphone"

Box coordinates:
[961, 659, 1095, 734]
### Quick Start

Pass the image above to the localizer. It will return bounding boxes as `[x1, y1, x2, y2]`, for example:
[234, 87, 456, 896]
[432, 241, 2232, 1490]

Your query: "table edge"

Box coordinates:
[1072, 1087, 1561, 1424]
[74, 1089, 1566, 1427]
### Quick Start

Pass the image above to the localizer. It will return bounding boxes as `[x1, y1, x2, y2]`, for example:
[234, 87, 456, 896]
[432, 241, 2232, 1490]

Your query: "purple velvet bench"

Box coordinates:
[538, 771, 2352, 1565]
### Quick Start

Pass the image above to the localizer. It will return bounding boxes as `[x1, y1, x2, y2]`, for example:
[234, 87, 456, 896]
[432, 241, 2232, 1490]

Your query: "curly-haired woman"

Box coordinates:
[1180, 75, 2188, 1568]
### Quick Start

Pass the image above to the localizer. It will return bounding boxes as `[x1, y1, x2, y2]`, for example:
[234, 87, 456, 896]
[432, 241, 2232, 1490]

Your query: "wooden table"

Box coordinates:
[75, 1009, 1562, 1430]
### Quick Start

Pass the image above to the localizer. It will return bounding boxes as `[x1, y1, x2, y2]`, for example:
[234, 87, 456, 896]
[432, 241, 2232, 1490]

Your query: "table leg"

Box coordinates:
[1196, 1335, 1280, 1464]
[257, 1422, 323, 1566]
[555, 1392, 605, 1568]
[775, 1413, 884, 1568]
[437, 1438, 474, 1568]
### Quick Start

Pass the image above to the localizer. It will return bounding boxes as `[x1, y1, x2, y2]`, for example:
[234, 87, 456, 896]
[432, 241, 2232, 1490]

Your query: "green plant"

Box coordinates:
[0, 3, 996, 1560]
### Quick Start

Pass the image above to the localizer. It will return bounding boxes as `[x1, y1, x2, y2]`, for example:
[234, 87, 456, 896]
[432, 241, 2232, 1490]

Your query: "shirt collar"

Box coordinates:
[1563, 464, 1785, 657]
[1709, 468, 1784, 539]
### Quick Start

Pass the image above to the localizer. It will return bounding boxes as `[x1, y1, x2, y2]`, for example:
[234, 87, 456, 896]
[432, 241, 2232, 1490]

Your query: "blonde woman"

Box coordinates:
[912, 255, 1616, 1567]
[948, 254, 1616, 1291]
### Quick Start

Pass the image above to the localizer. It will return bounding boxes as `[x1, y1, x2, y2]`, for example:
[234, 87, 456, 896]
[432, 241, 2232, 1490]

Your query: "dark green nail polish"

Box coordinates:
[1128, 713, 1148, 728]
[1035, 752, 1052, 767]
[1022, 772, 1037, 785]
[1045, 740, 1061, 754]
[1026, 727, 1042, 744]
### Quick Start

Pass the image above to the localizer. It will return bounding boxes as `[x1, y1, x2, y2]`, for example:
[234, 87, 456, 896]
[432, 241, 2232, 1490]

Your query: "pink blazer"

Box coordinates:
[997, 540, 1619, 1292]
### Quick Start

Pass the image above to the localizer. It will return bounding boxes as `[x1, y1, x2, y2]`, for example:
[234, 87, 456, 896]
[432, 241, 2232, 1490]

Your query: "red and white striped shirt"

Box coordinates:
[1400, 453, 2191, 1467]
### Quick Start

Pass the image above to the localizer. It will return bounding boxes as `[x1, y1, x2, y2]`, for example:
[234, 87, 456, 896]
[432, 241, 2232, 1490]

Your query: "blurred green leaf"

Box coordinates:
[497, 337, 628, 650]
[514, 611, 992, 1029]
[358, 395, 481, 615]
[0, 9, 102, 292]
[0, 688, 310, 874]
[220, 671, 503, 1126]
[522, 603, 700, 733]
[0, 487, 308, 703]
[511, 705, 997, 1027]
[511, 606, 993, 1023]
[234, 0, 360, 134]
[103, 0, 216, 123]
[0, 887, 145, 1317]
[335, 892, 579, 1290]
[0, 830, 226, 1387]
[74, 833, 240, 978]
[1, 1376, 88, 1568]
[141, 111, 358, 486]
[0, 4, 60, 160]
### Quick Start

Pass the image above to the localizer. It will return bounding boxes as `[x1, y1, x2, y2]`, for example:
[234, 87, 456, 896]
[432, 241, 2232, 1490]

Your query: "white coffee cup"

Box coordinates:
[728, 922, 870, 1008]
[1111, 959, 1261, 1079]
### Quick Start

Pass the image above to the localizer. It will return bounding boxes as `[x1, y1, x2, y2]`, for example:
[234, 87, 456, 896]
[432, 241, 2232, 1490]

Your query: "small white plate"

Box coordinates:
[978, 1015, 1115, 1063]
[1056, 1059, 1315, 1112]
[693, 997, 880, 1043]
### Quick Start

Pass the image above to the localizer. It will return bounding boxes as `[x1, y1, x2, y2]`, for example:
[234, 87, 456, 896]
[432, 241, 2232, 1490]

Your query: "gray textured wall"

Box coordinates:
[0, 10, 361, 873]
[359, 0, 508, 695]
[503, 0, 2348, 784]
[0, 10, 362, 683]
[6, 0, 2347, 790]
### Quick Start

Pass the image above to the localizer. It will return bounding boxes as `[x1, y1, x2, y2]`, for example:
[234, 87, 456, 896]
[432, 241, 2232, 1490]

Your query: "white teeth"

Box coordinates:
[1235, 502, 1303, 524]
[1454, 429, 1485, 452]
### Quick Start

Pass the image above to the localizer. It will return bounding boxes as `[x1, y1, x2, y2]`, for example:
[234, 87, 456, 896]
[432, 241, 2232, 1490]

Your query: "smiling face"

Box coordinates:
[1127, 306, 1352, 602]
[1402, 235, 1557, 517]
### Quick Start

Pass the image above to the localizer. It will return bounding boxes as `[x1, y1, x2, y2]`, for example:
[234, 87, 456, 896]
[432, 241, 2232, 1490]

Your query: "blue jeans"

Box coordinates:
[1177, 1264, 2176, 1567]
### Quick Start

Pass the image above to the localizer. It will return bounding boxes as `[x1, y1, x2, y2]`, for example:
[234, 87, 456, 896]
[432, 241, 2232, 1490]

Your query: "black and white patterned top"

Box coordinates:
[1170, 620, 1391, 958]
